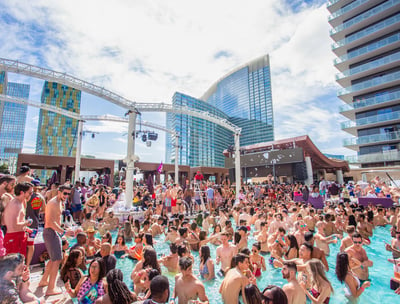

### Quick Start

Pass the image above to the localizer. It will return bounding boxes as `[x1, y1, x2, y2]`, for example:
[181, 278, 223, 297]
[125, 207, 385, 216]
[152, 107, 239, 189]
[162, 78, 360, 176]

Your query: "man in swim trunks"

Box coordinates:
[219, 253, 255, 303]
[282, 261, 306, 304]
[173, 257, 209, 304]
[216, 232, 237, 275]
[2, 182, 33, 258]
[346, 232, 373, 283]
[39, 184, 71, 296]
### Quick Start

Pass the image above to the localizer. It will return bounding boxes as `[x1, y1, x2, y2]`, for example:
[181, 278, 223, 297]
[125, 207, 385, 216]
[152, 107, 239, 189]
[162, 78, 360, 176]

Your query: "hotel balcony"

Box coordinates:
[345, 150, 400, 164]
[341, 111, 400, 135]
[343, 131, 400, 150]
[332, 13, 400, 57]
[327, 0, 353, 14]
[330, 0, 400, 41]
[338, 70, 400, 103]
[334, 31, 400, 72]
[339, 89, 400, 119]
[335, 50, 400, 87]
[328, 0, 381, 28]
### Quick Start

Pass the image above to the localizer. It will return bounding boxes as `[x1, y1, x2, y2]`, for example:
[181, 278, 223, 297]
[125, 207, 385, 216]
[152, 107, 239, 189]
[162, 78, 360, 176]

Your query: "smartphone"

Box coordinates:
[29, 229, 38, 239]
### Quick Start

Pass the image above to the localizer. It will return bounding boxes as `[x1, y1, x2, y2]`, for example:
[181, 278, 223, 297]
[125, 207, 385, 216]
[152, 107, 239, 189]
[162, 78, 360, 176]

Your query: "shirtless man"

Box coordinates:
[45, 182, 59, 202]
[39, 184, 71, 296]
[2, 182, 33, 257]
[303, 209, 317, 232]
[219, 253, 255, 303]
[385, 229, 400, 259]
[257, 222, 270, 253]
[340, 225, 355, 252]
[282, 262, 306, 304]
[314, 221, 337, 256]
[346, 232, 373, 282]
[374, 208, 389, 226]
[159, 243, 179, 272]
[173, 257, 208, 304]
[216, 232, 237, 274]
[16, 166, 33, 184]
[151, 216, 164, 237]
[0, 174, 16, 198]
[304, 232, 329, 271]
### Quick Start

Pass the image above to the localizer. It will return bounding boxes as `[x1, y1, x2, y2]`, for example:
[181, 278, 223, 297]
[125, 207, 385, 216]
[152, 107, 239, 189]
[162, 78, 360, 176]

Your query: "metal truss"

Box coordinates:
[0, 95, 177, 136]
[0, 58, 241, 134]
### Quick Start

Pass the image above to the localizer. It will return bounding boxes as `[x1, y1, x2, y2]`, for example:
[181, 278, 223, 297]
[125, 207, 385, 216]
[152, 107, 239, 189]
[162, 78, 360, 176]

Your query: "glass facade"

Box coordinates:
[36, 81, 81, 157]
[166, 55, 274, 167]
[0, 71, 30, 167]
[329, 0, 400, 167]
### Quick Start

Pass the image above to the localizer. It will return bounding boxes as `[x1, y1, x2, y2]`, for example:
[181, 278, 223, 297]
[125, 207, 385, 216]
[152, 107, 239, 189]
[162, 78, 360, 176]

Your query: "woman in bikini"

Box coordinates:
[301, 259, 333, 304]
[199, 245, 215, 281]
[61, 249, 84, 289]
[335, 252, 370, 303]
[112, 235, 129, 259]
[250, 242, 266, 278]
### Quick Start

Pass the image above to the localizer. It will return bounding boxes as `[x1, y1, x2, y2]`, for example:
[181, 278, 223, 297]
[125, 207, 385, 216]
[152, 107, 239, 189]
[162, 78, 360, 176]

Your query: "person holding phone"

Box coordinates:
[25, 179, 45, 267]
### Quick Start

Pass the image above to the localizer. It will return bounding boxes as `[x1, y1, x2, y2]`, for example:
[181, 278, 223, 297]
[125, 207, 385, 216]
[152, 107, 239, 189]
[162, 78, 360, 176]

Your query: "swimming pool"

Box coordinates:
[72, 225, 399, 303]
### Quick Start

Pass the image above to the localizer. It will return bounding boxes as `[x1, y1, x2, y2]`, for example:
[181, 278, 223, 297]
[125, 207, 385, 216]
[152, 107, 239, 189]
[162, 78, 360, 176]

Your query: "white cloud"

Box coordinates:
[1, 0, 355, 160]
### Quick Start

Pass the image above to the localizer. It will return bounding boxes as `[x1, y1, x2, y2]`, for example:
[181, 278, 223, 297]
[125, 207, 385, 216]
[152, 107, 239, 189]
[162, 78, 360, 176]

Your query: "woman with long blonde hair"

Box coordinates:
[301, 259, 333, 303]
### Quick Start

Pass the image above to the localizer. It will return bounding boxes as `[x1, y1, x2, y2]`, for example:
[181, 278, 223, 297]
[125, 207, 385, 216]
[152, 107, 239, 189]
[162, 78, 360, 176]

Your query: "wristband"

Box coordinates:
[22, 278, 29, 283]
[360, 286, 365, 292]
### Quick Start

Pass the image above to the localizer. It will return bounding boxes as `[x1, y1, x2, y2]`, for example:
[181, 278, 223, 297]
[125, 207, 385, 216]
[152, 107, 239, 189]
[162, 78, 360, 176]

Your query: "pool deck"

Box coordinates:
[29, 264, 73, 304]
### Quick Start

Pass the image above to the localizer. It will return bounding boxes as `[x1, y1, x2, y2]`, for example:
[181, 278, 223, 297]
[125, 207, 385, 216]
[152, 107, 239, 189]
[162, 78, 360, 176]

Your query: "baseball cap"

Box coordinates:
[20, 165, 30, 173]
[31, 179, 41, 187]
[238, 226, 248, 232]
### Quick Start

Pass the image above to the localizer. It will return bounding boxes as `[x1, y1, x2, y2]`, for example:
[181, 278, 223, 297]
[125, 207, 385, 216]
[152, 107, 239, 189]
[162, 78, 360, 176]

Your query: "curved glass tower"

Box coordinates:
[166, 54, 274, 167]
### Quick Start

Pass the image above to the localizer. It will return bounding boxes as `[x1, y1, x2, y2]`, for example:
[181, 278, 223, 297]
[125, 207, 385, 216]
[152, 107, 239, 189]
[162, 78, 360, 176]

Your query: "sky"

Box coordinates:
[0, 0, 355, 164]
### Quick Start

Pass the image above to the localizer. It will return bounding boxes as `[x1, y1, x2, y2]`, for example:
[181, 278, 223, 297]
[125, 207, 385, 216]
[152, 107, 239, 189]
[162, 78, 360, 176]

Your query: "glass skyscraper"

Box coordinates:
[36, 81, 81, 157]
[329, 0, 400, 167]
[0, 71, 30, 168]
[166, 54, 274, 167]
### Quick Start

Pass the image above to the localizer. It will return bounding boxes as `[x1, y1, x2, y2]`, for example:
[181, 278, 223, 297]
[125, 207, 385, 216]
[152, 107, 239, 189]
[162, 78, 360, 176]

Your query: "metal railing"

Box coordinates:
[343, 131, 400, 146]
[346, 150, 400, 163]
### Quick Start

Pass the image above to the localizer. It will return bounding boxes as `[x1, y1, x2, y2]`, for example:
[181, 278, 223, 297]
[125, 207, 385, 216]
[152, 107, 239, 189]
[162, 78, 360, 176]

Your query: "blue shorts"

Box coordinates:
[71, 204, 82, 212]
[195, 199, 202, 205]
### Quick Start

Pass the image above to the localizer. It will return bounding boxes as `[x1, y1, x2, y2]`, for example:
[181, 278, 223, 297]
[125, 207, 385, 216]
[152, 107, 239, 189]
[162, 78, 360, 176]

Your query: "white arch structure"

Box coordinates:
[0, 58, 242, 208]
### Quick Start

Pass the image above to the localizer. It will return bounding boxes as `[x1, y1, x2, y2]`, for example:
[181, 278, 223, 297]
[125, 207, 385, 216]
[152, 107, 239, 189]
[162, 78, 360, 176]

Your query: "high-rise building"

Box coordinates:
[328, 0, 400, 167]
[166, 54, 274, 167]
[0, 71, 30, 169]
[36, 81, 81, 157]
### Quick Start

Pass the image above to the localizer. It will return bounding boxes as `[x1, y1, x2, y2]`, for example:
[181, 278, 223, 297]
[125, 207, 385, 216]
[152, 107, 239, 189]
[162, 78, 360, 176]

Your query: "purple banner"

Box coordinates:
[308, 196, 324, 209]
[358, 197, 394, 208]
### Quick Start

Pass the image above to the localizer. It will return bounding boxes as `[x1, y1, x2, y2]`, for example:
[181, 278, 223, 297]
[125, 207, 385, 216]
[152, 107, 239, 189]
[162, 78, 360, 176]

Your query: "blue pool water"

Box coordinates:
[71, 225, 399, 303]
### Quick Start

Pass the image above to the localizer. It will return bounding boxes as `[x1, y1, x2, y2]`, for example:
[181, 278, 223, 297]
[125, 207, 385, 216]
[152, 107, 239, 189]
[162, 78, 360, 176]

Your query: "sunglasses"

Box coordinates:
[353, 241, 362, 244]
[300, 224, 306, 228]
[396, 231, 400, 234]
[62, 192, 71, 195]
[252, 250, 258, 253]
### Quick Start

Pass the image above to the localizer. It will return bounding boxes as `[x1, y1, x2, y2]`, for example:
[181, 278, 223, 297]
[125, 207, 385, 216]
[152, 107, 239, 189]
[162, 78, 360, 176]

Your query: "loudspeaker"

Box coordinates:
[294, 162, 308, 181]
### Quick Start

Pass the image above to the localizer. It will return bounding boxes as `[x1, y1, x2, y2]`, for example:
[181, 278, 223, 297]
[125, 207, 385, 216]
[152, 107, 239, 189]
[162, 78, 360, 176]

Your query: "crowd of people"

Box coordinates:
[0, 165, 400, 304]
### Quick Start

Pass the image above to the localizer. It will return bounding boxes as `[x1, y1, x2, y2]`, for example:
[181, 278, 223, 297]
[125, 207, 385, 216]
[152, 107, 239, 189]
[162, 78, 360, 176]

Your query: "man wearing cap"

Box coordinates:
[16, 166, 33, 184]
[39, 184, 71, 296]
[25, 179, 45, 267]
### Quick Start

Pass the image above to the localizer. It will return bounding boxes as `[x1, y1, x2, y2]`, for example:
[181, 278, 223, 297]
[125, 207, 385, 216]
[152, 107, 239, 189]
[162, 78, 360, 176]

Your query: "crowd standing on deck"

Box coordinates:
[0, 166, 400, 303]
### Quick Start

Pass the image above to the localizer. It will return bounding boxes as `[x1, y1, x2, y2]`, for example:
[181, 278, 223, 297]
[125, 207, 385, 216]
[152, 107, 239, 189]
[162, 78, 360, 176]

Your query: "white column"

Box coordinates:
[174, 134, 179, 185]
[361, 172, 367, 183]
[74, 120, 84, 183]
[234, 133, 241, 199]
[336, 169, 344, 185]
[125, 111, 137, 209]
[305, 156, 313, 186]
